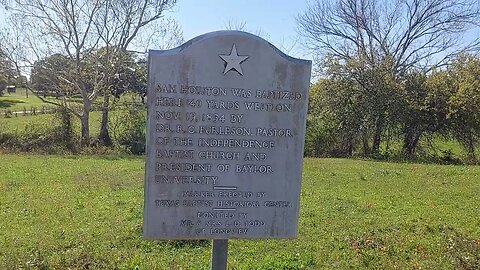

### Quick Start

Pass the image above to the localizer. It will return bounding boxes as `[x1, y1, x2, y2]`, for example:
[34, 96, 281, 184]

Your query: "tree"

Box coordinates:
[224, 19, 271, 41]
[298, 0, 480, 155]
[92, 0, 181, 145]
[2, 0, 106, 146]
[86, 47, 147, 100]
[309, 76, 366, 156]
[2, 0, 180, 146]
[446, 54, 480, 162]
[30, 54, 74, 98]
[400, 71, 450, 157]
[0, 49, 15, 93]
[0, 17, 27, 90]
[298, 0, 480, 73]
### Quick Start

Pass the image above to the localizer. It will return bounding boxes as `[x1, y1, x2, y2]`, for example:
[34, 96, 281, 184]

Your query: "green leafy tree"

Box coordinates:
[308, 75, 367, 156]
[316, 55, 403, 156]
[85, 47, 147, 145]
[400, 72, 450, 157]
[30, 54, 75, 98]
[447, 54, 480, 162]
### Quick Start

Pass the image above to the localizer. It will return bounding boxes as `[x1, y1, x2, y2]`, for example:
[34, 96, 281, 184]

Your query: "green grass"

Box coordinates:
[0, 155, 478, 269]
[0, 88, 56, 112]
[0, 89, 144, 113]
[1, 111, 103, 137]
[2, 113, 56, 132]
[1, 93, 145, 138]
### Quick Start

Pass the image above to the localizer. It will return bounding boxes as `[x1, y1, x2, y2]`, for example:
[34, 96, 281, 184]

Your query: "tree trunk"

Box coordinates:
[98, 94, 112, 146]
[343, 134, 354, 156]
[362, 130, 370, 156]
[402, 124, 422, 158]
[80, 101, 91, 147]
[345, 140, 353, 156]
[371, 116, 384, 155]
[465, 132, 477, 163]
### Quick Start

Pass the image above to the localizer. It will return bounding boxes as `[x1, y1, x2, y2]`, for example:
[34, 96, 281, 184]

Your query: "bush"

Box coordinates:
[0, 107, 76, 153]
[4, 109, 12, 118]
[5, 122, 56, 152]
[54, 107, 75, 150]
[110, 103, 146, 155]
[304, 116, 338, 157]
[0, 133, 16, 146]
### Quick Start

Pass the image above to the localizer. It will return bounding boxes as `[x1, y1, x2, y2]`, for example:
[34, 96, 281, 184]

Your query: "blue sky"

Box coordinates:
[3, 0, 478, 66]
[0, 1, 311, 77]
[169, 0, 309, 59]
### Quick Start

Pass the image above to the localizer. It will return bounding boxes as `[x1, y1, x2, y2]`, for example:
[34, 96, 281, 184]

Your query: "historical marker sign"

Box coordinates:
[143, 31, 311, 239]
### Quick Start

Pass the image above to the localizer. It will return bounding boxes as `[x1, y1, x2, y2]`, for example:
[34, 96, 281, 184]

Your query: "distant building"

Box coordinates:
[6, 85, 16, 94]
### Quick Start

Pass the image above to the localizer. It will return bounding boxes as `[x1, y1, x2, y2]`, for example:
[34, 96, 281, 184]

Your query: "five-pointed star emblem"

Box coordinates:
[219, 44, 249, 75]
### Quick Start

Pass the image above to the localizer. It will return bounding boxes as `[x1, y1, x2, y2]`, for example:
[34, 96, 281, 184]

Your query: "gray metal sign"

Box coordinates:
[143, 31, 311, 239]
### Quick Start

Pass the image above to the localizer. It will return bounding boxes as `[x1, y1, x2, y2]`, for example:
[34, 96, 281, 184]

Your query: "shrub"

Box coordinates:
[304, 116, 338, 157]
[4, 109, 12, 118]
[110, 103, 146, 155]
[54, 107, 75, 151]
[0, 107, 76, 153]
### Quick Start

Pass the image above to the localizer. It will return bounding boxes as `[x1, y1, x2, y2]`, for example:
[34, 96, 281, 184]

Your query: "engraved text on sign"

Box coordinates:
[144, 31, 311, 239]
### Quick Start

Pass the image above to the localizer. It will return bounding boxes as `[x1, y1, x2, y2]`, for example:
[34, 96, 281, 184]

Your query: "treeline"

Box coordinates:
[304, 53, 480, 163]
[297, 0, 480, 164]
[1, 0, 479, 164]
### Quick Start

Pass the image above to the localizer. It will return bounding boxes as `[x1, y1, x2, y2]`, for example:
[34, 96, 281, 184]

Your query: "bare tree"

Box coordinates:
[2, 0, 104, 146]
[224, 19, 247, 32]
[297, 0, 480, 73]
[224, 19, 301, 56]
[297, 0, 480, 155]
[1, 0, 180, 146]
[0, 16, 28, 91]
[224, 19, 271, 41]
[92, 0, 180, 145]
[146, 18, 184, 50]
[276, 36, 301, 56]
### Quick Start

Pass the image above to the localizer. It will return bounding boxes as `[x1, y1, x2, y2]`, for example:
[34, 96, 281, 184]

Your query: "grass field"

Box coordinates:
[0, 155, 478, 269]
[1, 93, 145, 139]
[1, 109, 139, 140]
[1, 112, 103, 138]
[0, 88, 56, 113]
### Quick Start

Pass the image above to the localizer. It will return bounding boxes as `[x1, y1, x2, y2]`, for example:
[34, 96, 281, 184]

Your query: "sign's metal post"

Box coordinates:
[211, 239, 228, 270]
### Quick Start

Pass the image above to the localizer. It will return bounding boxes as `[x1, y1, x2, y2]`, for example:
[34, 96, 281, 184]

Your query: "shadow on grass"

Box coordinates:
[0, 99, 26, 108]
[62, 154, 144, 161]
[347, 223, 480, 269]
[442, 226, 480, 270]
[165, 239, 210, 248]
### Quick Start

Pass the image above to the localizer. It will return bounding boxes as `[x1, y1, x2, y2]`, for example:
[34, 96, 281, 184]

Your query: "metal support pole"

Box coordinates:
[211, 239, 228, 270]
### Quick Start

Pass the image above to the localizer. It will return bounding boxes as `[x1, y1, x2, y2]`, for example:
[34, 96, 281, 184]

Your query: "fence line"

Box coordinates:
[2, 103, 147, 118]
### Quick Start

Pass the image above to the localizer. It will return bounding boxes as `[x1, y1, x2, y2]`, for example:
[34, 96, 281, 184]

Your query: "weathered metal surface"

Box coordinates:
[144, 31, 311, 239]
